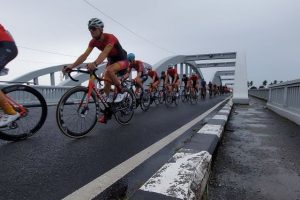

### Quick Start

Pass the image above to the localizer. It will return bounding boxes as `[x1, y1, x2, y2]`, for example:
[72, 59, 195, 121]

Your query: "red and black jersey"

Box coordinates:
[128, 60, 147, 74]
[167, 68, 178, 78]
[89, 33, 127, 63]
[148, 70, 159, 81]
[0, 24, 14, 42]
[148, 70, 157, 79]
[190, 75, 199, 82]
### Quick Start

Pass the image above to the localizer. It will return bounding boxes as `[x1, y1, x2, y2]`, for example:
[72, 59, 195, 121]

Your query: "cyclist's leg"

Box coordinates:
[0, 42, 20, 126]
[105, 61, 128, 93]
[0, 42, 18, 113]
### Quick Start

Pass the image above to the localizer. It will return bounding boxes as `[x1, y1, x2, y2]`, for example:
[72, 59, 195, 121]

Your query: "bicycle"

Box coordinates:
[125, 79, 151, 111]
[0, 83, 48, 141]
[165, 83, 180, 106]
[180, 85, 190, 103]
[56, 69, 135, 138]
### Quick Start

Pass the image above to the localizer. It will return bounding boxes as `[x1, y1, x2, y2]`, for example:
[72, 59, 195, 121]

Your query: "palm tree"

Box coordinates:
[263, 80, 267, 87]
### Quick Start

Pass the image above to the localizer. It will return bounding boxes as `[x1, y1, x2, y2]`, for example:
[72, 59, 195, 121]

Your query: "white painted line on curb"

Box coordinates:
[219, 109, 230, 114]
[62, 97, 231, 200]
[141, 150, 212, 199]
[212, 114, 228, 121]
[198, 124, 223, 137]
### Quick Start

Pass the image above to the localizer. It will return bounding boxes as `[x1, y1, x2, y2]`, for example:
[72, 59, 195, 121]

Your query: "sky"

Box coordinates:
[2, 0, 300, 87]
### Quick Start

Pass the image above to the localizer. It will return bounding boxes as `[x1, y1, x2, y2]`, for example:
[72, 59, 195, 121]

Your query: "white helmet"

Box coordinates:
[88, 18, 104, 28]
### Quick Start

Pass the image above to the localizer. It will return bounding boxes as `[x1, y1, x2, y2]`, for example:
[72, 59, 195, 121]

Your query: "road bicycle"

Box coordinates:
[56, 69, 135, 138]
[124, 79, 151, 111]
[0, 83, 47, 141]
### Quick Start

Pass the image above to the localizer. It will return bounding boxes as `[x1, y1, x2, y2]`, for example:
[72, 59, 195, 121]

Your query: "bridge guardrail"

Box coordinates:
[248, 79, 300, 125]
[248, 88, 269, 101]
[267, 79, 300, 125]
[0, 84, 73, 105]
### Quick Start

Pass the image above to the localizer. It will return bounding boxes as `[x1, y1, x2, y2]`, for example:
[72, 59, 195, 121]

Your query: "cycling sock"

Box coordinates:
[0, 93, 17, 115]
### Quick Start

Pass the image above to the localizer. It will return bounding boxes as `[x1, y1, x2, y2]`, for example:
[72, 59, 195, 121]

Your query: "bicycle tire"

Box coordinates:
[158, 90, 165, 104]
[114, 89, 134, 125]
[153, 90, 160, 105]
[140, 90, 151, 111]
[56, 86, 99, 138]
[0, 85, 47, 141]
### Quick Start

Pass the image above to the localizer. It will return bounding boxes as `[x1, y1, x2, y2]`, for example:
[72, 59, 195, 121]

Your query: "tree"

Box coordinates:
[263, 80, 267, 87]
[273, 80, 277, 84]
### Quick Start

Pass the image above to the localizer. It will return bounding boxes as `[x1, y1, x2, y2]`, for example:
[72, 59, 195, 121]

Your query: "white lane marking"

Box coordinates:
[140, 150, 211, 199]
[212, 114, 228, 121]
[198, 124, 223, 137]
[62, 97, 231, 200]
[219, 109, 230, 114]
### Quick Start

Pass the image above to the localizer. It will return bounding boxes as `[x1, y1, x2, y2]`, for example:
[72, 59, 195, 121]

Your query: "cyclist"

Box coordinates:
[208, 81, 213, 97]
[123, 53, 148, 96]
[189, 72, 199, 94]
[200, 78, 207, 97]
[160, 71, 167, 87]
[0, 24, 20, 127]
[146, 66, 159, 93]
[165, 65, 180, 96]
[181, 74, 190, 93]
[63, 18, 129, 123]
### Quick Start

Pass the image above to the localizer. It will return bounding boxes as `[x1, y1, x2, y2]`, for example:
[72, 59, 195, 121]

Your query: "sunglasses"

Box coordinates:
[89, 27, 97, 32]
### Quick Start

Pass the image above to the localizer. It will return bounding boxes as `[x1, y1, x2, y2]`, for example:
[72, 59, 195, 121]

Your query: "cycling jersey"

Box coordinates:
[182, 77, 189, 86]
[190, 75, 198, 82]
[89, 33, 127, 64]
[201, 80, 206, 87]
[148, 70, 159, 82]
[0, 24, 14, 42]
[160, 74, 167, 82]
[208, 83, 213, 89]
[128, 60, 147, 75]
[167, 68, 177, 78]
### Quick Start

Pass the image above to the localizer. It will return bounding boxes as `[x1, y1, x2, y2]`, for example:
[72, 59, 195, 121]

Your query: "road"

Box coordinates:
[0, 95, 228, 200]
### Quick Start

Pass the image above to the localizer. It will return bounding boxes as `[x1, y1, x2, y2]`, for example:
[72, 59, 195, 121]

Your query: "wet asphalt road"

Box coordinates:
[0, 95, 228, 200]
[208, 97, 300, 200]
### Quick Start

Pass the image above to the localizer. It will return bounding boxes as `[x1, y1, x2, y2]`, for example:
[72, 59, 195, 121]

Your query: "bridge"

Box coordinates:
[0, 52, 299, 200]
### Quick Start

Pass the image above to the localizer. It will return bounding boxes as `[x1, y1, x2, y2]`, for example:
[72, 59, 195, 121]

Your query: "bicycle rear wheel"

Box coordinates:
[56, 86, 99, 138]
[0, 85, 47, 141]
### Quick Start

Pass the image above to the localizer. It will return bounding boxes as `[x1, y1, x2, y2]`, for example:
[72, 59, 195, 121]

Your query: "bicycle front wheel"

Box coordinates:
[0, 85, 47, 141]
[56, 86, 99, 138]
[114, 89, 135, 125]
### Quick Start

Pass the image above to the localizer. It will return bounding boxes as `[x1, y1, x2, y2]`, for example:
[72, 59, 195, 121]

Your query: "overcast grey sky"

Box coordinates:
[2, 0, 300, 86]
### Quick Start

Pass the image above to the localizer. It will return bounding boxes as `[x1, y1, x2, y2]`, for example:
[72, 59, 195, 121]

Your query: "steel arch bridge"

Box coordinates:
[10, 52, 248, 104]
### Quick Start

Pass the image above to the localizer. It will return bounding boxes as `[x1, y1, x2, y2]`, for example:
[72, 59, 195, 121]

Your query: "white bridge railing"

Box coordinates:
[248, 88, 269, 100]
[249, 79, 300, 125]
[0, 84, 72, 106]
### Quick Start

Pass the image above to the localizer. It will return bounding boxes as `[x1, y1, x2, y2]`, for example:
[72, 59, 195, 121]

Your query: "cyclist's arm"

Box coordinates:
[123, 67, 132, 80]
[172, 74, 178, 84]
[70, 47, 93, 69]
[94, 44, 113, 65]
[152, 74, 157, 84]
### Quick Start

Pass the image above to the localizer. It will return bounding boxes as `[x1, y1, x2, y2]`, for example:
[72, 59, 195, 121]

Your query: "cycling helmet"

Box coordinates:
[145, 65, 152, 70]
[127, 53, 135, 62]
[168, 64, 173, 69]
[191, 72, 196, 75]
[88, 18, 104, 28]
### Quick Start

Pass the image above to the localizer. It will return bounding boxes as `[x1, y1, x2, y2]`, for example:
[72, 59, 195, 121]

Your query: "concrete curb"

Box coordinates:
[131, 99, 233, 200]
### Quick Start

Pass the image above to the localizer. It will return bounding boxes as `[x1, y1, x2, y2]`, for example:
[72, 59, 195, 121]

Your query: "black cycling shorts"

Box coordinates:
[0, 41, 18, 69]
